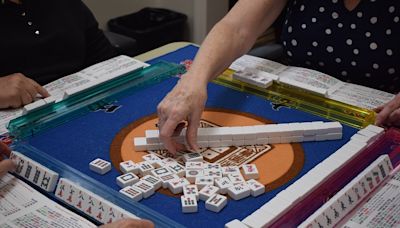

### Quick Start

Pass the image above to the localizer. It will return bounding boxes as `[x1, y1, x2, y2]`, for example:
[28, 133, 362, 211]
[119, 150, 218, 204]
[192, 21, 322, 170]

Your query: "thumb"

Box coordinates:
[0, 160, 16, 177]
[0, 141, 11, 157]
[186, 112, 202, 151]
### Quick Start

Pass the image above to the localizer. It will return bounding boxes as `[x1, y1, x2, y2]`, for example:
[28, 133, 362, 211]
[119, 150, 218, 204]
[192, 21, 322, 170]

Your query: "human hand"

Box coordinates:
[99, 219, 154, 228]
[0, 73, 50, 109]
[375, 93, 400, 127]
[157, 75, 208, 154]
[0, 141, 16, 177]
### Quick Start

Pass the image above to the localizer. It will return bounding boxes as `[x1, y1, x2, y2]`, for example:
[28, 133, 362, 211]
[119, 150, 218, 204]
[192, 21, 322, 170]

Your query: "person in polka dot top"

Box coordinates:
[281, 0, 398, 94]
[157, 0, 399, 154]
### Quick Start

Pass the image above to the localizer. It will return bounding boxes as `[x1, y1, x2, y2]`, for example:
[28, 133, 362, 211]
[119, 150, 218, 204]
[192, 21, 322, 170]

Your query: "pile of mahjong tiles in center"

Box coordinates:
[89, 121, 345, 213]
[120, 155, 263, 213]
[90, 154, 263, 213]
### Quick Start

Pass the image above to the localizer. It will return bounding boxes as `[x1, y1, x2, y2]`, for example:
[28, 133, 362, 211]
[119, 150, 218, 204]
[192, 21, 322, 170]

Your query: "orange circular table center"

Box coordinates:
[110, 108, 304, 192]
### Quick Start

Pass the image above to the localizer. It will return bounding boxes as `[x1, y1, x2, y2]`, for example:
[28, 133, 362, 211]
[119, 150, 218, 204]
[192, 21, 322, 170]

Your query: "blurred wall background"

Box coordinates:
[83, 0, 229, 44]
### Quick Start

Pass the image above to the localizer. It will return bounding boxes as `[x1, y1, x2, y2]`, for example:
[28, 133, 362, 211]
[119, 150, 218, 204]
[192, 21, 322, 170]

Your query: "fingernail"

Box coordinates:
[193, 145, 201, 153]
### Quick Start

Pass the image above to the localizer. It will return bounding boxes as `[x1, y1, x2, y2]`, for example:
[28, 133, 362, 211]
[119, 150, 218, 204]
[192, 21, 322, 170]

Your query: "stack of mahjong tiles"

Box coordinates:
[19, 56, 148, 116]
[116, 153, 264, 213]
[232, 68, 276, 89]
[133, 121, 343, 151]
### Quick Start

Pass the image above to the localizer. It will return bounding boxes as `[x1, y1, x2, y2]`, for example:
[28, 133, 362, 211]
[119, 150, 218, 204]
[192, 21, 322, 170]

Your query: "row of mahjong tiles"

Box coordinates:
[224, 153, 396, 228]
[134, 121, 343, 151]
[21, 56, 148, 115]
[9, 151, 139, 224]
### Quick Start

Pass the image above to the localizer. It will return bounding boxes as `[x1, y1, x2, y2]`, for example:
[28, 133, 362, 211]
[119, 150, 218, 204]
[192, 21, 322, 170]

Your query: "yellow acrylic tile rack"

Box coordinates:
[213, 69, 376, 129]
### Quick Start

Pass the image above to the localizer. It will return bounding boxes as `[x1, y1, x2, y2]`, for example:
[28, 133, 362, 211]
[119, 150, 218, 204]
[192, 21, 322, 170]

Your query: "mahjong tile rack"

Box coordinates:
[7, 61, 185, 140]
[214, 69, 376, 129]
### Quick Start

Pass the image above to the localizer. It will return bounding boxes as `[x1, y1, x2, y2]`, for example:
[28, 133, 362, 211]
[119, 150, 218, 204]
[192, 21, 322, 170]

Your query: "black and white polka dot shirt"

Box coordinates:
[280, 0, 399, 93]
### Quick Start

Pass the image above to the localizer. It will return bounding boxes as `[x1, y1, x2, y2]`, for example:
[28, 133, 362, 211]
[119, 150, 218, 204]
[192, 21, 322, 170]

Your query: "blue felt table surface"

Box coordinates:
[27, 45, 358, 227]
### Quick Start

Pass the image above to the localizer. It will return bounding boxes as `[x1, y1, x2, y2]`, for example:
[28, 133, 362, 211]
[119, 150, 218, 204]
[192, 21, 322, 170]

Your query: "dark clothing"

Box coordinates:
[0, 0, 116, 85]
[281, 0, 400, 93]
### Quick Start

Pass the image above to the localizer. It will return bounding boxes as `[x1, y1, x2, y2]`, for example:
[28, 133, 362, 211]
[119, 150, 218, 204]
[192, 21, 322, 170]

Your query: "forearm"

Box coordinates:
[186, 0, 288, 86]
[188, 21, 250, 85]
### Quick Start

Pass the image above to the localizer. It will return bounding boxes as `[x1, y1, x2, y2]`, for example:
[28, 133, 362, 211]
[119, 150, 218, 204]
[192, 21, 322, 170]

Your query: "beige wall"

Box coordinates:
[83, 0, 228, 44]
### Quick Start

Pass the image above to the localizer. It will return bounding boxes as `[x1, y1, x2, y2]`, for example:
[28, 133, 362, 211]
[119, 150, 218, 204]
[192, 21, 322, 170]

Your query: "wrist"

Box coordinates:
[180, 71, 209, 88]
